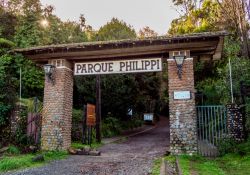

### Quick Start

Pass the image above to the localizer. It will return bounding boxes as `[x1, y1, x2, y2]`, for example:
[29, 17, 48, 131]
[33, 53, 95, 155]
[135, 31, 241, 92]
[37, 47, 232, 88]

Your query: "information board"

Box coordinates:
[86, 104, 96, 126]
[174, 91, 191, 100]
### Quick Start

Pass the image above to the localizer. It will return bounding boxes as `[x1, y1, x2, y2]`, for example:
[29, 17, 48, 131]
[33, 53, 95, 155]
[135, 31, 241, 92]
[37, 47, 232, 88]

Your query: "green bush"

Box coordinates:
[7, 145, 20, 155]
[218, 136, 250, 156]
[235, 137, 250, 156]
[102, 117, 122, 138]
[217, 137, 238, 156]
[0, 38, 15, 48]
[0, 104, 11, 127]
[71, 109, 83, 141]
[121, 117, 143, 130]
[13, 107, 33, 147]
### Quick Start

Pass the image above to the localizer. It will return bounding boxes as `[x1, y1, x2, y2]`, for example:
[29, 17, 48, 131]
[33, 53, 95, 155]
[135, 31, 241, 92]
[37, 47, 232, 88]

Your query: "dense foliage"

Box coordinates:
[0, 0, 163, 145]
[0, 0, 250, 146]
[170, 0, 250, 135]
[0, 1, 89, 144]
[0, 38, 43, 144]
[74, 18, 162, 120]
[169, 0, 221, 34]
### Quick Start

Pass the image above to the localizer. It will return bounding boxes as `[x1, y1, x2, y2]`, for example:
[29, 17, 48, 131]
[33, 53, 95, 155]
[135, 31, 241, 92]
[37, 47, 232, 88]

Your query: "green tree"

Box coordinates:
[0, 38, 44, 143]
[195, 37, 250, 133]
[14, 13, 41, 48]
[169, 0, 220, 34]
[74, 18, 161, 120]
[0, 7, 17, 40]
[0, 38, 17, 142]
[39, 13, 88, 45]
[95, 18, 136, 41]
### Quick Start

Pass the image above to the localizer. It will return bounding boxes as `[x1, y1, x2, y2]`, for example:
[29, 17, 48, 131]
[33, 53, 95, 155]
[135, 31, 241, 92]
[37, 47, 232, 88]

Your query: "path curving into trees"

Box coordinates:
[5, 116, 169, 175]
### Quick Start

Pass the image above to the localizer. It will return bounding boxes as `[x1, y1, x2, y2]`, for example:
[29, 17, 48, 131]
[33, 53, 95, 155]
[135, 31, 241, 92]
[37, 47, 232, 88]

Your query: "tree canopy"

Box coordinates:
[95, 18, 137, 41]
[74, 18, 162, 120]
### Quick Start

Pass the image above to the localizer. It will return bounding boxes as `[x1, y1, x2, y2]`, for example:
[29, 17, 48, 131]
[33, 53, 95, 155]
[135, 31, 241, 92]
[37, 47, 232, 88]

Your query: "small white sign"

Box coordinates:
[144, 113, 153, 121]
[74, 58, 162, 75]
[174, 91, 191, 100]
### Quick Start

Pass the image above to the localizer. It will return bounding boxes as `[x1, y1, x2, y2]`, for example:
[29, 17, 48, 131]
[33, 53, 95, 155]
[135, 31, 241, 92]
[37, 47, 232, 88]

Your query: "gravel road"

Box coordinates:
[3, 117, 170, 175]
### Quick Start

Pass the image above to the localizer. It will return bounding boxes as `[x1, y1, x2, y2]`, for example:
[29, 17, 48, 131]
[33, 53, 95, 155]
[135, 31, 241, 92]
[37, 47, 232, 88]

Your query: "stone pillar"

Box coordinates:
[41, 59, 73, 150]
[227, 104, 244, 142]
[168, 58, 197, 155]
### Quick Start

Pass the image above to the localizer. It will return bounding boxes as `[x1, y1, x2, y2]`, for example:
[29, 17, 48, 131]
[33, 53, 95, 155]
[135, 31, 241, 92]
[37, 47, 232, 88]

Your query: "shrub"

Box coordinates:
[120, 116, 143, 130]
[13, 107, 31, 147]
[7, 145, 20, 155]
[235, 137, 250, 156]
[71, 109, 83, 141]
[101, 117, 122, 138]
[217, 137, 238, 156]
[218, 136, 250, 156]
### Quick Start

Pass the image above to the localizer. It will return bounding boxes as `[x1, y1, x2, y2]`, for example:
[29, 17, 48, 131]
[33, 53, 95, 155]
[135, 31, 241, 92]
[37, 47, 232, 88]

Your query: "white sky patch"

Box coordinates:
[40, 0, 179, 35]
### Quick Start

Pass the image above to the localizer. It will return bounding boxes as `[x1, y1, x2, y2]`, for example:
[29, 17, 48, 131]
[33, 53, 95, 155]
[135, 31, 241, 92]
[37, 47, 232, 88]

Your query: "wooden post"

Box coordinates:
[96, 75, 101, 143]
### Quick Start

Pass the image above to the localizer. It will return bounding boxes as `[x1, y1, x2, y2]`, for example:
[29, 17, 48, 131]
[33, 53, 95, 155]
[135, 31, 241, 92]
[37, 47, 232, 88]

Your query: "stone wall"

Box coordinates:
[10, 105, 27, 138]
[168, 58, 197, 155]
[41, 61, 73, 150]
[227, 104, 244, 142]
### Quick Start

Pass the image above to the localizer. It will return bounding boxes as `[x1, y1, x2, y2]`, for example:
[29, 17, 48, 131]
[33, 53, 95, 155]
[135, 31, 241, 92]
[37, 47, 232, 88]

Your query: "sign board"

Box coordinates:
[74, 58, 162, 75]
[144, 113, 153, 121]
[127, 108, 133, 116]
[86, 104, 96, 126]
[174, 91, 191, 100]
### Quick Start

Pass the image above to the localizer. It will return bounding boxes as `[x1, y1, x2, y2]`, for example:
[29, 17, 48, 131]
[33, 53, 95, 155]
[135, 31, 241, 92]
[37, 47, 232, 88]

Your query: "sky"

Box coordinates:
[40, 0, 179, 35]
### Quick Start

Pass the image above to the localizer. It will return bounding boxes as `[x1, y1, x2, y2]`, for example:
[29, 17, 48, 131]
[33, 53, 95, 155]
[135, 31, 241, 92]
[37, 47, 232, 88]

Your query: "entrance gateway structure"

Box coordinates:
[15, 31, 226, 155]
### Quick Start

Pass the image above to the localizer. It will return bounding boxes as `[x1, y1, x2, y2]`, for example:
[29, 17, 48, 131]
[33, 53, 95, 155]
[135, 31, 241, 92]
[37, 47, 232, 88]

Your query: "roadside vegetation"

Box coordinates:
[72, 109, 144, 141]
[151, 158, 162, 175]
[161, 1, 250, 174]
[1, 0, 250, 174]
[162, 137, 250, 175]
[0, 146, 67, 172]
[177, 153, 250, 175]
[71, 142, 103, 150]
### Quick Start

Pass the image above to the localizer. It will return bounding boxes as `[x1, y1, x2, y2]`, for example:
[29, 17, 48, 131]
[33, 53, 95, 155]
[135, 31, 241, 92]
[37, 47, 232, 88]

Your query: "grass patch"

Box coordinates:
[177, 154, 250, 175]
[71, 142, 103, 149]
[151, 158, 162, 175]
[178, 155, 190, 175]
[0, 151, 68, 172]
[164, 155, 176, 165]
[217, 153, 250, 175]
[177, 155, 224, 175]
[5, 145, 20, 155]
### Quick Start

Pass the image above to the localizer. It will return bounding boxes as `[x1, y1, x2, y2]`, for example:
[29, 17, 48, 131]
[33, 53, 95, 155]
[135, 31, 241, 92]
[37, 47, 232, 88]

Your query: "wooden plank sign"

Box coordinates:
[87, 104, 96, 126]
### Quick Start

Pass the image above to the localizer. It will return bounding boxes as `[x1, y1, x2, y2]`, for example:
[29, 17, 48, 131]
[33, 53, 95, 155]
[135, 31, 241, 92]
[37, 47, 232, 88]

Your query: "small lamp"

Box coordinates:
[173, 55, 186, 79]
[43, 64, 55, 84]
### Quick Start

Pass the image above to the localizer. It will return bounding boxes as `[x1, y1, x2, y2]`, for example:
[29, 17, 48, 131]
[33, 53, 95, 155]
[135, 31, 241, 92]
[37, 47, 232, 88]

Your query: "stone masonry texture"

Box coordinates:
[227, 104, 244, 142]
[168, 58, 197, 155]
[41, 60, 73, 150]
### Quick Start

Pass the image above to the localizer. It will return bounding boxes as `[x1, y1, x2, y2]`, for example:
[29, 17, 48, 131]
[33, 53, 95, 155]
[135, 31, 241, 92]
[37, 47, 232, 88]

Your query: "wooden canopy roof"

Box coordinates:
[13, 31, 227, 63]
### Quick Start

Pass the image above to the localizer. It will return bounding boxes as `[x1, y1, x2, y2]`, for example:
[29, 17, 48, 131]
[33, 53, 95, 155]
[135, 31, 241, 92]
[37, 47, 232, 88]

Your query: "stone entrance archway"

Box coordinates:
[15, 31, 226, 154]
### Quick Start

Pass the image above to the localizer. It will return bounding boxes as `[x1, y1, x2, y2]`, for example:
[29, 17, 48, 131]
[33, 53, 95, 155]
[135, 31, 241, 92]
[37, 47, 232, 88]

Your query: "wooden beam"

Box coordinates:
[27, 41, 218, 62]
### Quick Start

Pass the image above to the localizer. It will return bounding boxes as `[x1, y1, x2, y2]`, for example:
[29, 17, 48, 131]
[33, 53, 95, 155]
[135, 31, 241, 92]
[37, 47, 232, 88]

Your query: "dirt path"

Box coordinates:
[4, 117, 169, 175]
